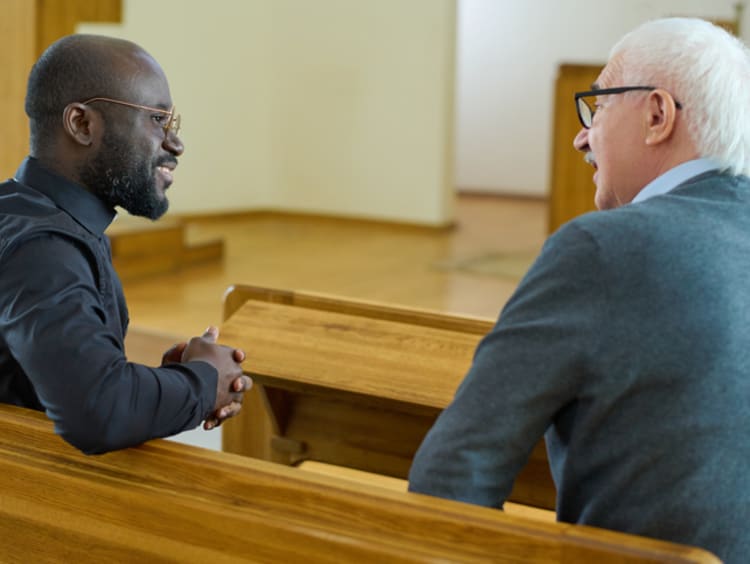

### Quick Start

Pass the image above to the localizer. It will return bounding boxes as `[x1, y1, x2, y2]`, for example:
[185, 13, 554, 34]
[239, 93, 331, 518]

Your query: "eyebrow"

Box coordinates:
[590, 83, 601, 90]
[139, 99, 172, 111]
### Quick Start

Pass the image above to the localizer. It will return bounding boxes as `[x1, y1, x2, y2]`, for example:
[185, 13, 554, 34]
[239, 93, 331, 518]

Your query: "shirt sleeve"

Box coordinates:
[407, 222, 604, 507]
[0, 234, 218, 454]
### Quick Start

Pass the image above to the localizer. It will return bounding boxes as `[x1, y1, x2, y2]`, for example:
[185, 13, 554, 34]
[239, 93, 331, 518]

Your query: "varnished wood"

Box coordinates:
[0, 0, 35, 180]
[35, 0, 121, 57]
[220, 285, 557, 510]
[0, 404, 720, 563]
[121, 196, 547, 474]
[224, 296, 482, 408]
[124, 195, 547, 337]
[223, 283, 494, 334]
[124, 326, 181, 365]
[0, 0, 121, 179]
[548, 63, 603, 233]
[107, 216, 223, 280]
[299, 460, 556, 523]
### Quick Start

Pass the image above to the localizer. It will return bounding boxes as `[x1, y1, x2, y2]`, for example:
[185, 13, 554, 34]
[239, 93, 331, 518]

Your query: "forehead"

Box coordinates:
[595, 55, 624, 89]
[113, 49, 173, 108]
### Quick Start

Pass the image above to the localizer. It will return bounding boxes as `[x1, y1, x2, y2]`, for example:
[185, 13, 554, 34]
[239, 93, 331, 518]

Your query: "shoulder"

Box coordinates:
[552, 189, 704, 252]
[679, 170, 750, 192]
[0, 180, 94, 261]
[546, 172, 750, 269]
[544, 208, 627, 257]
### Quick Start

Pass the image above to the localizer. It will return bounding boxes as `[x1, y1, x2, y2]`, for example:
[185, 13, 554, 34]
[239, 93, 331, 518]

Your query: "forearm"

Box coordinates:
[12, 323, 218, 452]
[49, 360, 217, 454]
[409, 223, 603, 506]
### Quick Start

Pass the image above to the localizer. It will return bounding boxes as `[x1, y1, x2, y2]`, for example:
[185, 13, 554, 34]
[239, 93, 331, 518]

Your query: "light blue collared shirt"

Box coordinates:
[631, 158, 721, 204]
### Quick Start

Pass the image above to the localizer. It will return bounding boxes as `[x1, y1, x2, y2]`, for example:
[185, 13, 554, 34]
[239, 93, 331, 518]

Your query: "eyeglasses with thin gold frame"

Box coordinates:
[81, 97, 181, 137]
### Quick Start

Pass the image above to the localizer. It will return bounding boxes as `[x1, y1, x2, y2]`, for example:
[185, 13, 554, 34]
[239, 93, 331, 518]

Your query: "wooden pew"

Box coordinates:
[220, 284, 554, 510]
[0, 404, 720, 563]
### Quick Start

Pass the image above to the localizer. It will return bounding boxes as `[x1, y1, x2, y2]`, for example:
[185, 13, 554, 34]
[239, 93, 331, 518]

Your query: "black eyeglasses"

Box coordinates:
[81, 97, 181, 137]
[574, 86, 683, 129]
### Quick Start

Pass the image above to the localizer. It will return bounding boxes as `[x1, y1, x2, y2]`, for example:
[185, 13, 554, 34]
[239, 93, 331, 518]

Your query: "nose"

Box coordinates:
[573, 127, 589, 153]
[163, 131, 184, 156]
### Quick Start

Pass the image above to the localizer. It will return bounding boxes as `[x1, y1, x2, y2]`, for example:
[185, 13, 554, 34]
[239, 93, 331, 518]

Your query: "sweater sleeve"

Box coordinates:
[408, 222, 603, 507]
[0, 234, 218, 454]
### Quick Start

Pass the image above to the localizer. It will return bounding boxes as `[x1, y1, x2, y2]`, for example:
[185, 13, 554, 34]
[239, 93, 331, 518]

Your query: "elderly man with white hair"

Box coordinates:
[409, 17, 750, 563]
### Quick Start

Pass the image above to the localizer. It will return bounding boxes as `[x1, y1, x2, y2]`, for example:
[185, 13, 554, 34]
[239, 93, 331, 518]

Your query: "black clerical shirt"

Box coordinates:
[0, 157, 217, 453]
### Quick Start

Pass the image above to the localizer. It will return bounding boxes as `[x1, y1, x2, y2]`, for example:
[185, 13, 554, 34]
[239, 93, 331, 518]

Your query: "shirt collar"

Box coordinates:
[14, 156, 117, 236]
[632, 158, 721, 204]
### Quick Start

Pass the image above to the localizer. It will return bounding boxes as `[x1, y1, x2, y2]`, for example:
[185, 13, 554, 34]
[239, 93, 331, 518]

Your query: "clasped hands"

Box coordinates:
[161, 326, 252, 430]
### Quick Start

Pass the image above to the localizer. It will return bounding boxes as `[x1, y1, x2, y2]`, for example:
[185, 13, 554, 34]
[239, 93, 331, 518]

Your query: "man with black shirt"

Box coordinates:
[0, 34, 251, 454]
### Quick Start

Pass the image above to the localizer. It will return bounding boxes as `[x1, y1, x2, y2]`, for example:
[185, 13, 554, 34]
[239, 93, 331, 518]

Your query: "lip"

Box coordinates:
[156, 162, 176, 186]
[157, 160, 177, 172]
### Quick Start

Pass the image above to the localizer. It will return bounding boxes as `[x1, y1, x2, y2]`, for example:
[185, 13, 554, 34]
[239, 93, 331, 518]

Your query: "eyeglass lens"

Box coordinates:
[577, 97, 593, 128]
[167, 111, 181, 137]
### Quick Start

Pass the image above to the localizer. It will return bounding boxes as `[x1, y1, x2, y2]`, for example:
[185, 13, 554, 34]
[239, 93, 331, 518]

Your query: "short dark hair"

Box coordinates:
[25, 34, 139, 152]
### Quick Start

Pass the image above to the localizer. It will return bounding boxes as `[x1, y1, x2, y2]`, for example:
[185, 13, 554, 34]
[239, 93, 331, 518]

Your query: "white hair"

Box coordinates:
[611, 17, 750, 176]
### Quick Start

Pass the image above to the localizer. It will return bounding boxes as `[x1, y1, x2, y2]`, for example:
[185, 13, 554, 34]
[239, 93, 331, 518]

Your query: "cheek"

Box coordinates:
[138, 132, 163, 157]
[589, 126, 617, 172]
[139, 142, 162, 168]
[588, 121, 607, 150]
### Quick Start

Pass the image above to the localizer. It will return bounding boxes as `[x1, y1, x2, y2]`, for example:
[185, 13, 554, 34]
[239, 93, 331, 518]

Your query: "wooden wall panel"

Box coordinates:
[0, 0, 121, 180]
[548, 63, 602, 234]
[36, 0, 121, 57]
[0, 0, 36, 180]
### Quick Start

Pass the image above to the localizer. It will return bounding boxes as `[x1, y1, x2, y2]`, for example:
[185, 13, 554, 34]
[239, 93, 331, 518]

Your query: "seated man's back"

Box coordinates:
[409, 18, 750, 563]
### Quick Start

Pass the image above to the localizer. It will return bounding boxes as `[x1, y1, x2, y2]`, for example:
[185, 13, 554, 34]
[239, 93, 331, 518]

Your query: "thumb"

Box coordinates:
[203, 326, 219, 342]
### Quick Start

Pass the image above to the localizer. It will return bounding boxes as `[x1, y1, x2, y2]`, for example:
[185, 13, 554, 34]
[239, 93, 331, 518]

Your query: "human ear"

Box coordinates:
[644, 89, 677, 146]
[62, 103, 99, 147]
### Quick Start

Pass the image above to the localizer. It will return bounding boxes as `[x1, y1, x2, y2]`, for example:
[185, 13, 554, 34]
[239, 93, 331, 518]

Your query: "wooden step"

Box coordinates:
[106, 215, 223, 280]
[124, 326, 186, 366]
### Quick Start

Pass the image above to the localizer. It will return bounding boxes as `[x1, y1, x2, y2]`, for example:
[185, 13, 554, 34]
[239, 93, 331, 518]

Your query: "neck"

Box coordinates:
[30, 145, 91, 194]
[648, 131, 700, 181]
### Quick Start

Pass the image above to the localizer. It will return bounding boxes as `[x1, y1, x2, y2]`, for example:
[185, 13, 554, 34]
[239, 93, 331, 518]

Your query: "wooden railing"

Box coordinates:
[0, 403, 719, 562]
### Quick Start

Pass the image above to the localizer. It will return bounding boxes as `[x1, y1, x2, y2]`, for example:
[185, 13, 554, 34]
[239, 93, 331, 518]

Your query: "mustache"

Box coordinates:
[155, 156, 178, 168]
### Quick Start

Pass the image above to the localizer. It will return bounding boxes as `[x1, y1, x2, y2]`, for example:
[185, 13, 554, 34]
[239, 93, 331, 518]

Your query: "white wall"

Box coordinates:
[79, 1, 748, 211]
[79, 0, 456, 226]
[456, 0, 749, 196]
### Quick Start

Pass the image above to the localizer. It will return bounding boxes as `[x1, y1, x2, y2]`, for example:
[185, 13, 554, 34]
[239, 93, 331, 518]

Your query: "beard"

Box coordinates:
[79, 129, 172, 220]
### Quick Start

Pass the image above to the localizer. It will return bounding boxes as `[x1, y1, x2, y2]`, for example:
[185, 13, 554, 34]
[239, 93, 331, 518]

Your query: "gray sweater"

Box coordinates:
[409, 171, 750, 562]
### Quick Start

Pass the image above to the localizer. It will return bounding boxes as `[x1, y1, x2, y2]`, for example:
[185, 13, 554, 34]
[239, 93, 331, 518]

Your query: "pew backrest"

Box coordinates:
[219, 285, 538, 510]
[0, 404, 720, 563]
